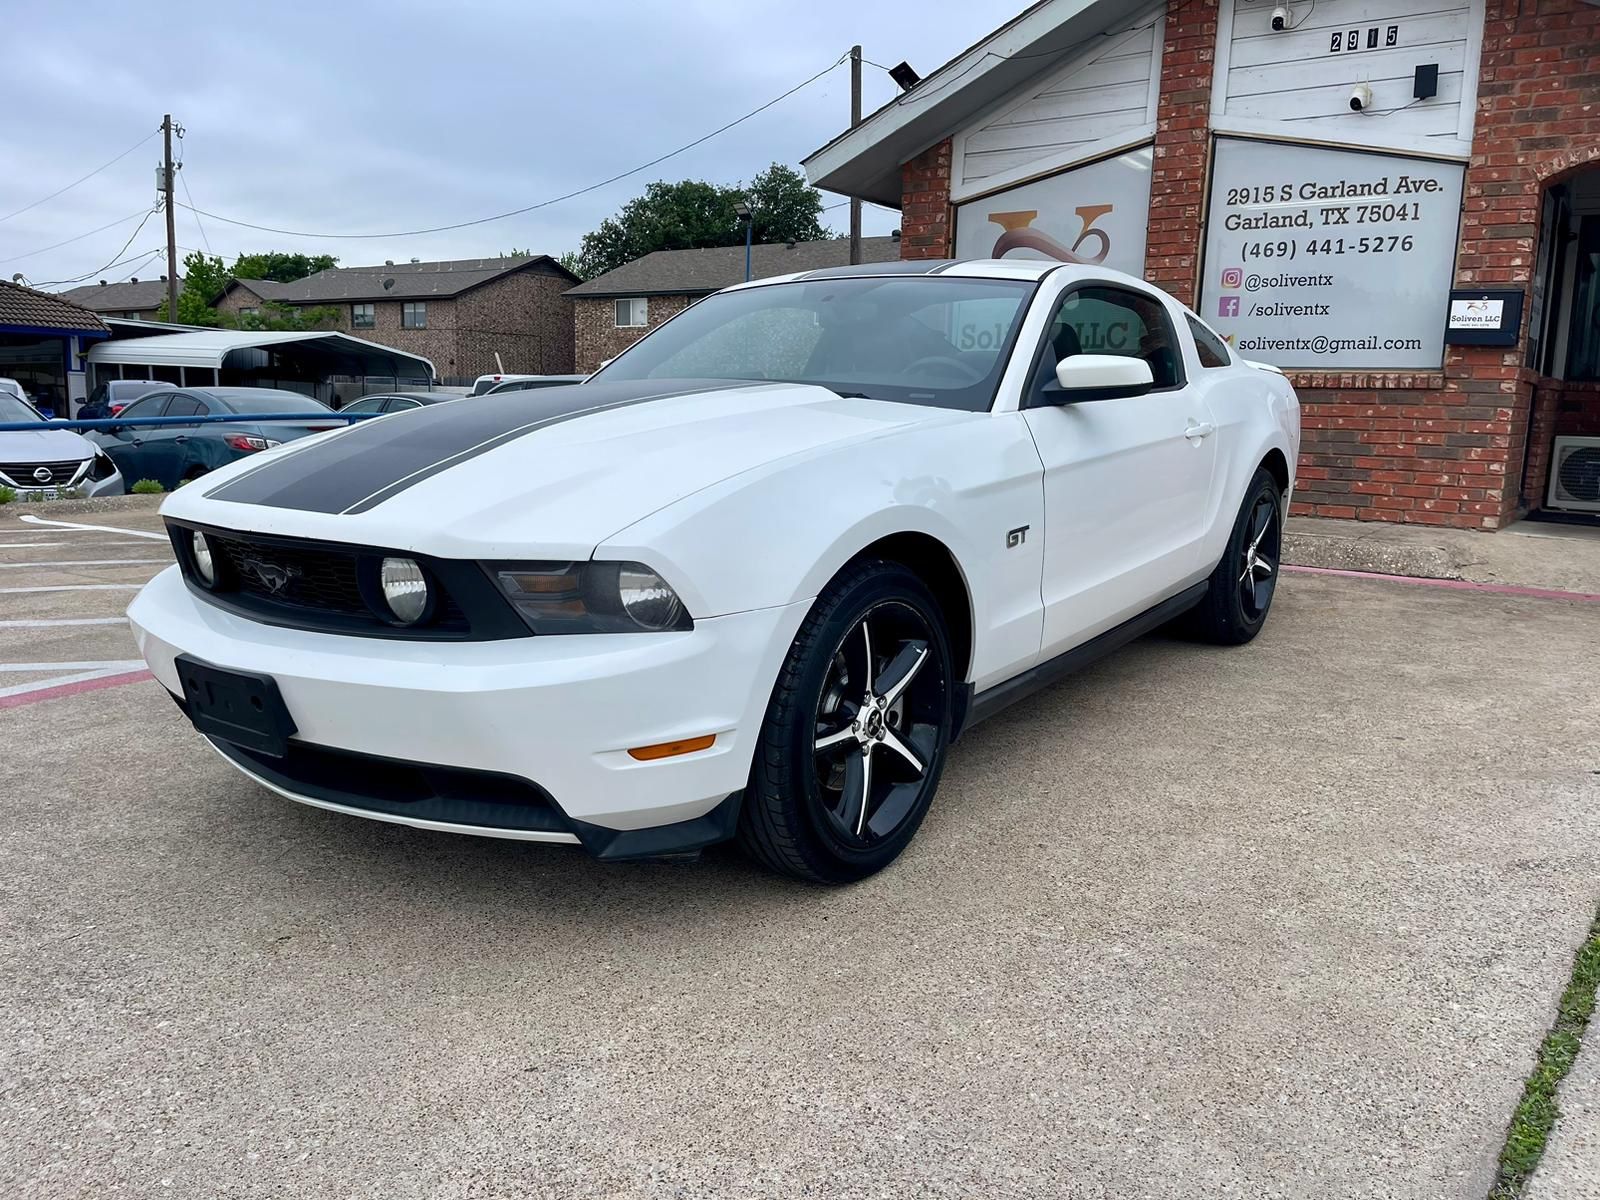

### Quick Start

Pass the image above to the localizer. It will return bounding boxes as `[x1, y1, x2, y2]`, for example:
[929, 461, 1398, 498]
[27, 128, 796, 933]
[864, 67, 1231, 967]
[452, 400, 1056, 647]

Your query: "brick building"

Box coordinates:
[805, 0, 1600, 529]
[566, 237, 902, 372]
[213, 256, 577, 382]
[59, 277, 180, 321]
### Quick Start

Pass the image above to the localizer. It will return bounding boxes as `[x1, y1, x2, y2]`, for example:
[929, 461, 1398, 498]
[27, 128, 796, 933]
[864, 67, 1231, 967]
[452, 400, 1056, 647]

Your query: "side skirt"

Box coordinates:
[956, 581, 1208, 736]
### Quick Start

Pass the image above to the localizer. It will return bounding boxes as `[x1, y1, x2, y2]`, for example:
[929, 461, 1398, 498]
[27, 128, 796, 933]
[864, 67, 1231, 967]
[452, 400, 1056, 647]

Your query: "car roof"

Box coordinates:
[359, 391, 450, 402]
[719, 258, 1158, 293]
[109, 379, 174, 389]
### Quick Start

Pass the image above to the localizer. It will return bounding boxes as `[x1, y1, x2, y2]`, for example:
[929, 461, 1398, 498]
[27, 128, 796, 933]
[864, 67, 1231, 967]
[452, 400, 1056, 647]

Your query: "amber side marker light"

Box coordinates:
[627, 734, 716, 761]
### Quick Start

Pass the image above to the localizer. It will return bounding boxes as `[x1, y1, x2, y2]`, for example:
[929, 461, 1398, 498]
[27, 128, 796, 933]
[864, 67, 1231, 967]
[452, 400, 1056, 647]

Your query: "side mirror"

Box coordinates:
[1042, 354, 1155, 404]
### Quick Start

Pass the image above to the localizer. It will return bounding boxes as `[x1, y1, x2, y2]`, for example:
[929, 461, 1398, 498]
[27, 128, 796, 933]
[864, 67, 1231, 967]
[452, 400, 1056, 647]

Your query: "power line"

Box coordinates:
[34, 207, 162, 288]
[0, 129, 159, 226]
[2, 209, 151, 265]
[179, 167, 211, 252]
[174, 54, 850, 241]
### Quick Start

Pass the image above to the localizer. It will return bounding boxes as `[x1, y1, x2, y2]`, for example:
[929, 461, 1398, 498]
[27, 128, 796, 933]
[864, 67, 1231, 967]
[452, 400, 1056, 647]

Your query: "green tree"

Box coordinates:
[744, 162, 829, 246]
[174, 250, 229, 324]
[556, 250, 582, 278]
[231, 252, 338, 282]
[221, 302, 341, 332]
[574, 164, 830, 279]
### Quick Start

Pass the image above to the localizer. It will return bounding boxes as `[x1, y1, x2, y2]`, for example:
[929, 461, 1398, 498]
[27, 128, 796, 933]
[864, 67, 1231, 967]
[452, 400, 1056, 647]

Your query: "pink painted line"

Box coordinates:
[1283, 563, 1600, 603]
[0, 669, 153, 710]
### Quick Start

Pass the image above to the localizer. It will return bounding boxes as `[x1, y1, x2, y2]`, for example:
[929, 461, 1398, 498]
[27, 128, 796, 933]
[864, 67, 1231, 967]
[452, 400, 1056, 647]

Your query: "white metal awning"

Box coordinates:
[87, 329, 433, 378]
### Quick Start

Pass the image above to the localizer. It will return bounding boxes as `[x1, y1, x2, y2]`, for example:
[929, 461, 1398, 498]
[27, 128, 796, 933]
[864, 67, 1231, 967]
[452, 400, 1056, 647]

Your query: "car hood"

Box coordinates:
[163, 379, 972, 557]
[0, 426, 96, 464]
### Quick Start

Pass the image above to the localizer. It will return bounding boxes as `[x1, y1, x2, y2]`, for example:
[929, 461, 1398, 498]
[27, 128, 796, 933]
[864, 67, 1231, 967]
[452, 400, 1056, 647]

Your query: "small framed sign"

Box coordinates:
[1445, 289, 1525, 347]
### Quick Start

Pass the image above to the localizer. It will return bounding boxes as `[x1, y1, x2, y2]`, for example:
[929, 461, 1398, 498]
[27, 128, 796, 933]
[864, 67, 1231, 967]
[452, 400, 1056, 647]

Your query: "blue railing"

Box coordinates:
[0, 412, 385, 433]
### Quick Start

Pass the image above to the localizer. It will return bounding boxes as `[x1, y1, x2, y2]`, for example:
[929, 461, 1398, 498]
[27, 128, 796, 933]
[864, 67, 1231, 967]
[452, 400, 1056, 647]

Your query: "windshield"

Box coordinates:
[0, 394, 43, 423]
[591, 275, 1036, 412]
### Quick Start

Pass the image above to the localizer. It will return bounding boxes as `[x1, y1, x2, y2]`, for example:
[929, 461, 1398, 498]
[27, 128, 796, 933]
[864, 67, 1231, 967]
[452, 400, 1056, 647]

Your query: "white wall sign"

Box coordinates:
[953, 147, 1153, 277]
[1200, 138, 1465, 370]
[1449, 297, 1503, 329]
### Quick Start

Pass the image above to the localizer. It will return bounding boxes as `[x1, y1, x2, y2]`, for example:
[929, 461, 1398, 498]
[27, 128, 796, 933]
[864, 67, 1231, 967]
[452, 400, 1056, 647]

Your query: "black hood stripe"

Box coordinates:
[204, 380, 751, 515]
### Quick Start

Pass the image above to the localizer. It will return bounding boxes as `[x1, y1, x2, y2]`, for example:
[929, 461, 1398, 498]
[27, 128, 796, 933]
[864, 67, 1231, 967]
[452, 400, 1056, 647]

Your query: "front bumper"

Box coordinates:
[129, 565, 809, 849]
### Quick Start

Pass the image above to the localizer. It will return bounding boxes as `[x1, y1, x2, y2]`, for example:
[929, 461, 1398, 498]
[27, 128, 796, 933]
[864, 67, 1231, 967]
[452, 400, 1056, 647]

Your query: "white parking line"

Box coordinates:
[0, 660, 147, 673]
[0, 667, 147, 700]
[0, 617, 128, 627]
[17, 516, 168, 541]
[0, 583, 145, 594]
[0, 559, 167, 569]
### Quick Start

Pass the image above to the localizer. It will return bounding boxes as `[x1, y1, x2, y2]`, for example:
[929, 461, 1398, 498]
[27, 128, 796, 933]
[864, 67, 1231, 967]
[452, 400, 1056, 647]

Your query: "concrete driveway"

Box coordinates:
[2, 501, 1598, 1199]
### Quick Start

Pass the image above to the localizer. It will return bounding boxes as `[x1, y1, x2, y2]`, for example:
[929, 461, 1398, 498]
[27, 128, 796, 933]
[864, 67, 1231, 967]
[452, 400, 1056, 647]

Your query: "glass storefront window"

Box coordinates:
[1565, 215, 1600, 382]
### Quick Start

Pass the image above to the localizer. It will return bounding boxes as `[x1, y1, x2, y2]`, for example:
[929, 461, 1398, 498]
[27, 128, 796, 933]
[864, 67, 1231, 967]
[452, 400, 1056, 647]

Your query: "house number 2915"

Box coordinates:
[1330, 25, 1399, 53]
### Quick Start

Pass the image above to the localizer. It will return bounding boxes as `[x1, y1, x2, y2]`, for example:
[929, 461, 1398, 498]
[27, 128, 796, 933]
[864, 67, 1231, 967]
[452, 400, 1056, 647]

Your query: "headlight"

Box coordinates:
[88, 451, 117, 481]
[379, 556, 431, 625]
[491, 561, 691, 634]
[191, 531, 217, 587]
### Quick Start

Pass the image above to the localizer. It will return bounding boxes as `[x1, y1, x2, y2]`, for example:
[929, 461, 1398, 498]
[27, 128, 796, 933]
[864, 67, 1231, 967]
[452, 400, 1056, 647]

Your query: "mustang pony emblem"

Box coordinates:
[238, 557, 300, 594]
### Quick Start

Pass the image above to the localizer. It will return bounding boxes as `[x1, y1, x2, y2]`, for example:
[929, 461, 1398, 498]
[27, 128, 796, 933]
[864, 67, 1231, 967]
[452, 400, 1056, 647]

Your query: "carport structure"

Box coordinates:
[85, 329, 435, 406]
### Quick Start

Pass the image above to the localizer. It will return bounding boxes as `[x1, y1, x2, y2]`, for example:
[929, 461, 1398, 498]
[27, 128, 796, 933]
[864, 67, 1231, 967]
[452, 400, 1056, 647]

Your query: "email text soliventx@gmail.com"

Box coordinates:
[129, 258, 1299, 885]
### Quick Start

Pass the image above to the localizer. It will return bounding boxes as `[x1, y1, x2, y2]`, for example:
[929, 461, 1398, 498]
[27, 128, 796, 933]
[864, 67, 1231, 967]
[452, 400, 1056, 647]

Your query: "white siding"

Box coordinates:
[1212, 0, 1484, 158]
[952, 4, 1164, 200]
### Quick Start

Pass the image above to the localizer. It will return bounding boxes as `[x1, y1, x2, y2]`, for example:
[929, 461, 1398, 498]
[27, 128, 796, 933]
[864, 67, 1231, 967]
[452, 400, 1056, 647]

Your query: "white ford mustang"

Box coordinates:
[130, 259, 1299, 883]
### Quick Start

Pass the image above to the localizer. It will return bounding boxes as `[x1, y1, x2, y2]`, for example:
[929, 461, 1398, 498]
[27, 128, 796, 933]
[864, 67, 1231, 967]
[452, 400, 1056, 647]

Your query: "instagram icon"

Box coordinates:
[1220, 267, 1243, 289]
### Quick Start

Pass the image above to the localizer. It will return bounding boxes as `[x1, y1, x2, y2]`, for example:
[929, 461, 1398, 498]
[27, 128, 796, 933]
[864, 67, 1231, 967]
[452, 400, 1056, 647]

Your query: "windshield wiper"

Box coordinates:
[826, 389, 876, 400]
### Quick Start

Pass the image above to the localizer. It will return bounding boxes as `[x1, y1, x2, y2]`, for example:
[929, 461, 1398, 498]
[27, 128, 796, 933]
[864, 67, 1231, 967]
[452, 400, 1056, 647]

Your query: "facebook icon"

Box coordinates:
[1218, 295, 1241, 318]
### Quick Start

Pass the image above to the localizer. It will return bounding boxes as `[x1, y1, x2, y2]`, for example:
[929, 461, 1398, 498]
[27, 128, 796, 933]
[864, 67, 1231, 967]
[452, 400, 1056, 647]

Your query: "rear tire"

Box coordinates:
[1187, 467, 1283, 645]
[739, 560, 953, 885]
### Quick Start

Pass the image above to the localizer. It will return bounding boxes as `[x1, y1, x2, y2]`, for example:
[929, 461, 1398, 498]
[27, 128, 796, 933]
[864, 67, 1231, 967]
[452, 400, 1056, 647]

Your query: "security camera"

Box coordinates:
[1270, 5, 1291, 31]
[1349, 83, 1374, 112]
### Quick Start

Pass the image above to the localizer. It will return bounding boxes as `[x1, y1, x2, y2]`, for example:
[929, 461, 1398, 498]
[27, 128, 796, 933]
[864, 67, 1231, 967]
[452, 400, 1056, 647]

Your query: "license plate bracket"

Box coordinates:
[176, 655, 297, 758]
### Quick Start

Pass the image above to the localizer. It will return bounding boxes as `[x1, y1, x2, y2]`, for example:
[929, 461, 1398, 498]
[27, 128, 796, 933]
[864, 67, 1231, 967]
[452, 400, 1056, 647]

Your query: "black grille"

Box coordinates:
[165, 520, 526, 641]
[1557, 445, 1600, 504]
[201, 730, 573, 836]
[0, 459, 87, 487]
[211, 532, 368, 613]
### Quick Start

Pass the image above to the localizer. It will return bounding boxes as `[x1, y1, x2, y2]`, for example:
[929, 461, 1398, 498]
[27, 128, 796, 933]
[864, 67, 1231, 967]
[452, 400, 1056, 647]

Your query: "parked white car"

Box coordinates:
[0, 391, 124, 498]
[130, 260, 1299, 883]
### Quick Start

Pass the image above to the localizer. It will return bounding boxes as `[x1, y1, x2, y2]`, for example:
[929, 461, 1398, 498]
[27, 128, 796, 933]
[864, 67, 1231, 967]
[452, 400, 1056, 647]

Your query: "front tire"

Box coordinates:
[739, 560, 953, 884]
[1188, 467, 1284, 645]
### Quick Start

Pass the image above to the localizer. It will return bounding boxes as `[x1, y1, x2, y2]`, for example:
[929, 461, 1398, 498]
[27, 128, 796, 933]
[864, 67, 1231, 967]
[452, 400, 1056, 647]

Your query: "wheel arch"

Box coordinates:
[845, 530, 976, 687]
[1259, 447, 1290, 498]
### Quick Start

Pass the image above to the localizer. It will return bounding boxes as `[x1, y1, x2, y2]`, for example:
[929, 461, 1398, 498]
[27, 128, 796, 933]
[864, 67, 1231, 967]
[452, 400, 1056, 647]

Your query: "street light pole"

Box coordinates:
[735, 199, 753, 281]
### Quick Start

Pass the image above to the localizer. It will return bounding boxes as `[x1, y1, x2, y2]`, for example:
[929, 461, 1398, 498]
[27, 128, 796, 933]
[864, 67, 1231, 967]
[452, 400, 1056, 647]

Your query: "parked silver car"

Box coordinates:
[0, 392, 124, 498]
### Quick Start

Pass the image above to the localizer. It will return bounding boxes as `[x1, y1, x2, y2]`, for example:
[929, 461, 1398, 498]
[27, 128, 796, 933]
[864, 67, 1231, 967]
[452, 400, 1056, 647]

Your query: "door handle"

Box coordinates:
[1184, 421, 1216, 441]
[173, 435, 188, 444]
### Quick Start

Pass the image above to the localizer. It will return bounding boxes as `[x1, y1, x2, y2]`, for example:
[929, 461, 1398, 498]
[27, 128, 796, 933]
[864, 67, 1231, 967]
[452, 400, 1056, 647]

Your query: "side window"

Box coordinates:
[1186, 315, 1232, 369]
[119, 395, 171, 420]
[164, 395, 206, 419]
[343, 397, 383, 414]
[386, 398, 422, 412]
[1032, 285, 1184, 394]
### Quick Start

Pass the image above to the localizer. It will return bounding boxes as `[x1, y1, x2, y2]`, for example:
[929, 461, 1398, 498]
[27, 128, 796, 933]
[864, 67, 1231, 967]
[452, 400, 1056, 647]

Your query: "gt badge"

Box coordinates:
[1006, 525, 1030, 548]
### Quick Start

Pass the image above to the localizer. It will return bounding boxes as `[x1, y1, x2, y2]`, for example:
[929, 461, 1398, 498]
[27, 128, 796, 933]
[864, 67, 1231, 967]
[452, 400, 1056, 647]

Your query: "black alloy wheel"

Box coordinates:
[1237, 488, 1281, 621]
[1187, 467, 1285, 645]
[740, 561, 953, 884]
[810, 600, 946, 850]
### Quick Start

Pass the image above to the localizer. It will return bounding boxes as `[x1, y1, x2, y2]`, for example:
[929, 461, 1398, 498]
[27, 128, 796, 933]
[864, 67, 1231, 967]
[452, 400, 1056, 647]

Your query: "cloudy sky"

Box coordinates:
[3, 0, 1017, 290]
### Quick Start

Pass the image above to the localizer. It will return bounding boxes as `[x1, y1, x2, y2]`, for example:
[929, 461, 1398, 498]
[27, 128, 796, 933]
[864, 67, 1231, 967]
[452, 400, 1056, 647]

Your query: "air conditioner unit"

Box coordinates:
[1547, 436, 1600, 513]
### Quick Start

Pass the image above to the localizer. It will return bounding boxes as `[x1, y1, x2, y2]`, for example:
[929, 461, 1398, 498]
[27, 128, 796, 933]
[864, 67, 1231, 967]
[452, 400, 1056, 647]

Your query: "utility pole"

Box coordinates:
[849, 45, 862, 266]
[161, 114, 178, 322]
